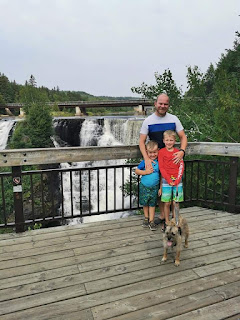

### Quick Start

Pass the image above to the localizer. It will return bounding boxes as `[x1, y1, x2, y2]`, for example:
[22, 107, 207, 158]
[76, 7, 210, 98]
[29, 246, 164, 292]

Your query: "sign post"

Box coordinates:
[12, 166, 24, 232]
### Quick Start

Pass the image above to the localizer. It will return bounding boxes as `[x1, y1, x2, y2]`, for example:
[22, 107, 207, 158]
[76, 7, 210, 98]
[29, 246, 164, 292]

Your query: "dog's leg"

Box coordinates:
[162, 247, 168, 262]
[175, 250, 181, 266]
[184, 232, 189, 248]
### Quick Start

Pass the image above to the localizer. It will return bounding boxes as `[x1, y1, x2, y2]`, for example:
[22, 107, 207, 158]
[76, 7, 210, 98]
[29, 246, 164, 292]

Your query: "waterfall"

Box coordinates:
[0, 117, 144, 225]
[0, 119, 15, 150]
[54, 116, 144, 224]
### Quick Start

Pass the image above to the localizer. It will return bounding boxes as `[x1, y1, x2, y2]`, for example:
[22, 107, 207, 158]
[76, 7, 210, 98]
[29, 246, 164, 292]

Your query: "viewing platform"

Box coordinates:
[0, 206, 240, 320]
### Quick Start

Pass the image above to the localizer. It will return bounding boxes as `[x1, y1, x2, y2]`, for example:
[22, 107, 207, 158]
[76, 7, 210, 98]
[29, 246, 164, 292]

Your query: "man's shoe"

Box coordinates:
[149, 221, 157, 231]
[142, 218, 149, 228]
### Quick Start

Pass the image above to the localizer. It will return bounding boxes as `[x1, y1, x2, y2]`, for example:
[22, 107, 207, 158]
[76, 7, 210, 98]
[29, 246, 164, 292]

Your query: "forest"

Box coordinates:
[131, 32, 240, 144]
[0, 32, 239, 146]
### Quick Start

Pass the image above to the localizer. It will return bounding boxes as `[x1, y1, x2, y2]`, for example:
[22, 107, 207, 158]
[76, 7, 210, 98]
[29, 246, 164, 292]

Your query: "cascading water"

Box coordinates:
[0, 119, 15, 150]
[54, 116, 144, 224]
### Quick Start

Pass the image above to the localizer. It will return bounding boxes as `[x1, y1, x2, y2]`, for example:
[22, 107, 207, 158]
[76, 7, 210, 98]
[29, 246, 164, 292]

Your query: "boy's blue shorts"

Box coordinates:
[161, 178, 184, 203]
[139, 182, 159, 207]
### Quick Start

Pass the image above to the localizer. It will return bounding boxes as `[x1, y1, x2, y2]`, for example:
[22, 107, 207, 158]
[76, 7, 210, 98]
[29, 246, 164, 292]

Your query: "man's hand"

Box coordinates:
[144, 157, 156, 169]
[144, 167, 154, 175]
[173, 150, 184, 164]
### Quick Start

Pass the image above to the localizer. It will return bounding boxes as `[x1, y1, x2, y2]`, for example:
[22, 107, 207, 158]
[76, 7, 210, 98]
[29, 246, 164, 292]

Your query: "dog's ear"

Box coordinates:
[178, 227, 182, 235]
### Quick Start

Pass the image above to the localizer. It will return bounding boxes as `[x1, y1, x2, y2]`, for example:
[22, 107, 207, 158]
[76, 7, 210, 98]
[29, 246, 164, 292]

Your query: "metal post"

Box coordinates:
[12, 166, 25, 232]
[228, 157, 238, 213]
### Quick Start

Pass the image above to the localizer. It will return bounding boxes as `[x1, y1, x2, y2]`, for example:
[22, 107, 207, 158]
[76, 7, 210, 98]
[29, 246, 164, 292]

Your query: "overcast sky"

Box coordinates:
[0, 0, 239, 97]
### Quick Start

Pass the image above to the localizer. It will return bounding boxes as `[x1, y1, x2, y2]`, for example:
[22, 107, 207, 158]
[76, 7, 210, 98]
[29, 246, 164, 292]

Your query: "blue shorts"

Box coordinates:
[161, 178, 184, 203]
[139, 182, 159, 207]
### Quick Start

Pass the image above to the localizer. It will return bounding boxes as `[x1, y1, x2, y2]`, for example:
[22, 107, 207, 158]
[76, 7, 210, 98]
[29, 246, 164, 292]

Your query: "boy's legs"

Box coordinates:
[164, 202, 171, 224]
[148, 206, 157, 231]
[149, 206, 156, 223]
[160, 178, 173, 227]
[142, 206, 149, 227]
[172, 181, 184, 221]
[140, 183, 158, 230]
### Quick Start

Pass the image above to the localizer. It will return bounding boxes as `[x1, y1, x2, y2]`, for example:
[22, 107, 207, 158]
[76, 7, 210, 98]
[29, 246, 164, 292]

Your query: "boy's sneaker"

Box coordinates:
[142, 218, 149, 228]
[149, 221, 157, 231]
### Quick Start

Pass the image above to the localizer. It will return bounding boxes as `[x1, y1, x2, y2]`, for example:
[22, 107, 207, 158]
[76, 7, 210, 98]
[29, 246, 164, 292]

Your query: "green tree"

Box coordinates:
[131, 69, 182, 110]
[10, 75, 53, 149]
[0, 73, 14, 102]
[210, 32, 240, 142]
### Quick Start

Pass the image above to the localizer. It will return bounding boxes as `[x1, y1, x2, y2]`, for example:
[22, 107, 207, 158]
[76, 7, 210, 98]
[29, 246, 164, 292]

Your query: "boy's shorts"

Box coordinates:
[139, 182, 159, 207]
[161, 178, 184, 203]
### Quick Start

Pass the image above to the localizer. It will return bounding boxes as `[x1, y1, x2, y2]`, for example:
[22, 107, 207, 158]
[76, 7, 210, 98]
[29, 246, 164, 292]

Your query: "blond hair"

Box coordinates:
[163, 130, 176, 139]
[146, 140, 158, 150]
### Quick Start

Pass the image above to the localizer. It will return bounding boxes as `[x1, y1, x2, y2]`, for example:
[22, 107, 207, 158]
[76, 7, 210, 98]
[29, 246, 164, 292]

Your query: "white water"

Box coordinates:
[0, 119, 15, 150]
[0, 117, 144, 225]
[55, 117, 144, 224]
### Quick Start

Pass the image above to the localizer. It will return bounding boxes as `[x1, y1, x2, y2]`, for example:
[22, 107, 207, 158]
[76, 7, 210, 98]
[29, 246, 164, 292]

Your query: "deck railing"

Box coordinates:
[0, 142, 239, 232]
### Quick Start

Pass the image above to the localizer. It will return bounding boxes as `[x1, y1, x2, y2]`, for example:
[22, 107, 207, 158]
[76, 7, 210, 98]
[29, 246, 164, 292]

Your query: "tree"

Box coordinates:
[210, 32, 240, 142]
[29, 74, 37, 87]
[131, 69, 182, 111]
[10, 75, 53, 149]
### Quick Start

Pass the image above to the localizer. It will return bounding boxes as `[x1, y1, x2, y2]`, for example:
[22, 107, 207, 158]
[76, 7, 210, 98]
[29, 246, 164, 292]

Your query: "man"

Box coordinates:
[139, 93, 187, 224]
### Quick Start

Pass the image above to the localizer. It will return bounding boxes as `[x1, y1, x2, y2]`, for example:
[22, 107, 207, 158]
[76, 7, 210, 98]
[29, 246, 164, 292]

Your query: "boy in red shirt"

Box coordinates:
[158, 130, 184, 225]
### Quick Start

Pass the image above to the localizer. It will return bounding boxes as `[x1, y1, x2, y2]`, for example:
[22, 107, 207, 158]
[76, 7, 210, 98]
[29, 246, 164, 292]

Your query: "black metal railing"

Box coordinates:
[183, 158, 239, 212]
[0, 157, 239, 232]
[0, 164, 141, 231]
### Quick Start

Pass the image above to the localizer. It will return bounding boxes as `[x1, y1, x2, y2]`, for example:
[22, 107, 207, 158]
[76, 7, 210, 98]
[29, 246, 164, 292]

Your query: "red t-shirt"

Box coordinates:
[158, 147, 184, 186]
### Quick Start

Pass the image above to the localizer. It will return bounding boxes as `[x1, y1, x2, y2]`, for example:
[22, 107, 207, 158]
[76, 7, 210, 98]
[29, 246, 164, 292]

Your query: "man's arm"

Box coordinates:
[173, 130, 188, 163]
[139, 134, 153, 169]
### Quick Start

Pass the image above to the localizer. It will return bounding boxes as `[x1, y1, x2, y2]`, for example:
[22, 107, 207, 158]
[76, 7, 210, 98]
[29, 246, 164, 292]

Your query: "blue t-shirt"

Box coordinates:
[137, 159, 160, 187]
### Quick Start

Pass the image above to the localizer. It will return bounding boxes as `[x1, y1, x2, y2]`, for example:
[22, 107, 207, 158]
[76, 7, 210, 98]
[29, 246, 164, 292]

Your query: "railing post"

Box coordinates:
[12, 166, 25, 232]
[228, 157, 238, 213]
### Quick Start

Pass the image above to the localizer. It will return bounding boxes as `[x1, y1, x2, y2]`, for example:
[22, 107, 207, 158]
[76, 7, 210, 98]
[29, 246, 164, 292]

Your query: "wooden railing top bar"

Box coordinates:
[0, 142, 239, 167]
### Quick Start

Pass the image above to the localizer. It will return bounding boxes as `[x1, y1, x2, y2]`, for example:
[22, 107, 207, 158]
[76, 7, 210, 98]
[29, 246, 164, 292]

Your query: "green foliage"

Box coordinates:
[0, 227, 14, 234]
[10, 76, 53, 149]
[28, 223, 42, 231]
[131, 69, 182, 110]
[0, 73, 20, 103]
[131, 32, 240, 143]
[0, 168, 14, 224]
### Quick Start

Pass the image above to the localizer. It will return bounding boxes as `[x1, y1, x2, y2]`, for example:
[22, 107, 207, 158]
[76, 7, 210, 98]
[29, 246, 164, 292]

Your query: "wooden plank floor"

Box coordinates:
[0, 207, 240, 320]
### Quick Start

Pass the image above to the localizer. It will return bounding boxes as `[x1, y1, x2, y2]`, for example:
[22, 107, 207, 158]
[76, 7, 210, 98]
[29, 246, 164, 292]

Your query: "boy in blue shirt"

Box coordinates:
[135, 140, 161, 231]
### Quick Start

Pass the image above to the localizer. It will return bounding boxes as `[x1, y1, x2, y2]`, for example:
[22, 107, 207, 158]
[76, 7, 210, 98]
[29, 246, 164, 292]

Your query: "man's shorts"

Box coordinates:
[139, 182, 159, 207]
[161, 178, 184, 203]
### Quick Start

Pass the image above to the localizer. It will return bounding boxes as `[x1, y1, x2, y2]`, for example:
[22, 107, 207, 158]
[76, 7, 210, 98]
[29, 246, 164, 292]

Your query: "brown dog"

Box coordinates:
[162, 216, 189, 266]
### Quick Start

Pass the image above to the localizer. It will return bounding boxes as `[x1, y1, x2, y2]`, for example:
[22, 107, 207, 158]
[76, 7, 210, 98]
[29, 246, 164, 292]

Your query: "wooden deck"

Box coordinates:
[0, 207, 240, 320]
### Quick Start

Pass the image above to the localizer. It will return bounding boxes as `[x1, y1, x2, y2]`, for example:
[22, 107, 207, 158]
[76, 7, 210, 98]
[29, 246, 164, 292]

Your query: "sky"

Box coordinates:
[0, 0, 239, 97]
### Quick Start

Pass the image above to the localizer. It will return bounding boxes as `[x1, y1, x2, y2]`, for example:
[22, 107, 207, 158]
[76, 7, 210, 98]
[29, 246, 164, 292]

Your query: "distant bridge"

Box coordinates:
[0, 99, 154, 116]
